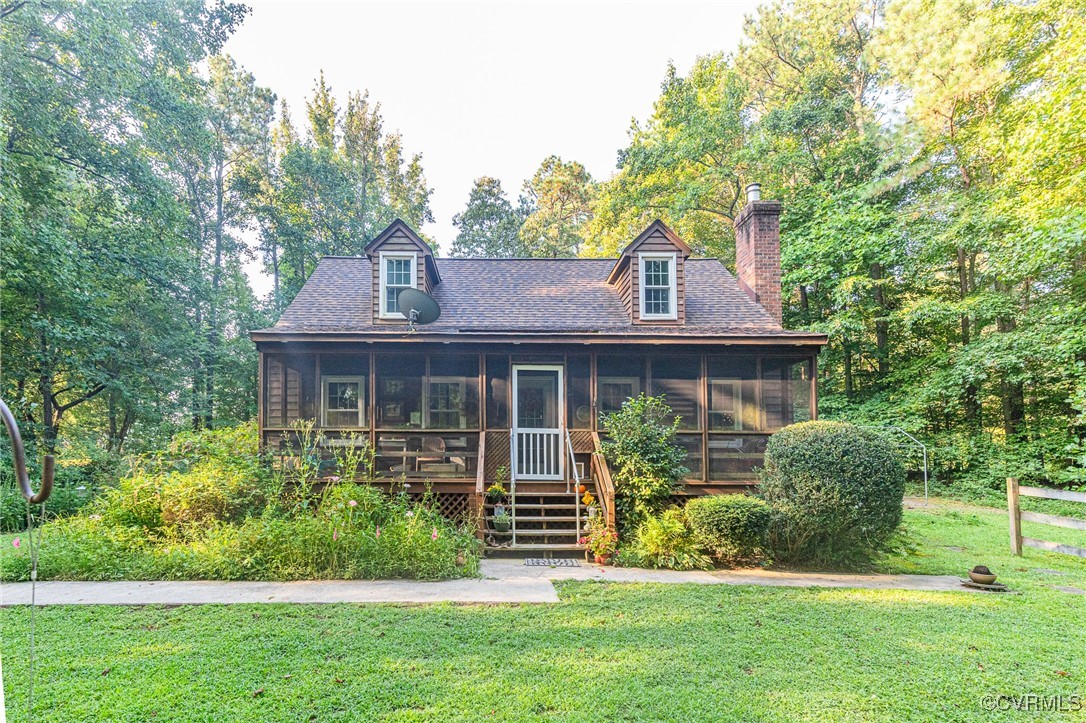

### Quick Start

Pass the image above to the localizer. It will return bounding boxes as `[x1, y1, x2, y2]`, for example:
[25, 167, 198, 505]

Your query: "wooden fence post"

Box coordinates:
[1007, 477, 1023, 556]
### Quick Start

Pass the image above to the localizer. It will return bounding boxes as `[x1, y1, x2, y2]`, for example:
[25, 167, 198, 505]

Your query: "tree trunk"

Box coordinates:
[871, 262, 889, 377]
[843, 338, 854, 398]
[995, 283, 1025, 438]
[956, 247, 980, 428]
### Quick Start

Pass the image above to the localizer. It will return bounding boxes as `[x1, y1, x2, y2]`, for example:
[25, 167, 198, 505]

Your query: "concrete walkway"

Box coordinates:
[0, 560, 972, 606]
[482, 559, 970, 591]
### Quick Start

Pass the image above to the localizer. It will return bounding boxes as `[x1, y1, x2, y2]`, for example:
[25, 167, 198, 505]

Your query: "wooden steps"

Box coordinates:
[484, 479, 599, 550]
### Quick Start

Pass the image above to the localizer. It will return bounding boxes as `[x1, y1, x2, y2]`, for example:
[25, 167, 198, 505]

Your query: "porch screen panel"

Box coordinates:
[567, 355, 591, 429]
[649, 356, 701, 430]
[675, 433, 703, 479]
[596, 355, 646, 417]
[265, 355, 316, 426]
[706, 357, 759, 431]
[762, 358, 811, 430]
[376, 356, 424, 428]
[485, 355, 510, 428]
[426, 355, 479, 429]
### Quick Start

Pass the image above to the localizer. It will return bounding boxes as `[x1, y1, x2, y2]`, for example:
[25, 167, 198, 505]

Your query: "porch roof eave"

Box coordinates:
[248, 328, 828, 347]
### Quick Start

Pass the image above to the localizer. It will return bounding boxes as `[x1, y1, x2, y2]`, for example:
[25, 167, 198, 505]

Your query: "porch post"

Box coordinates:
[256, 350, 264, 451]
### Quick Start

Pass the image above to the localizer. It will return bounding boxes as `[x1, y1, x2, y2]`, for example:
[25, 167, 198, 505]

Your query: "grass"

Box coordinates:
[2, 500, 1085, 721]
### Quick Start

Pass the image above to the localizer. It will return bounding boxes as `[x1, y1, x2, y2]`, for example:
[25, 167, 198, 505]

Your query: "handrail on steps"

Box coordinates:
[589, 430, 616, 533]
[1, 398, 53, 504]
[474, 430, 487, 540]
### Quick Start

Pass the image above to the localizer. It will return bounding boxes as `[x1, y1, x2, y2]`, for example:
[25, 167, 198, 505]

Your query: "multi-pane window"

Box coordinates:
[322, 376, 365, 427]
[639, 254, 676, 319]
[598, 377, 639, 415]
[381, 255, 415, 317]
[709, 380, 742, 430]
[428, 378, 466, 429]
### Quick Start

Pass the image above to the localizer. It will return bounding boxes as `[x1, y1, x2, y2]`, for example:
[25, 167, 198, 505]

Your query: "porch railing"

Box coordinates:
[514, 428, 562, 480]
[589, 430, 616, 533]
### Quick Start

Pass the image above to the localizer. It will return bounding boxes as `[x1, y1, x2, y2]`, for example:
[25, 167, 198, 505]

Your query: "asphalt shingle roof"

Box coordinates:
[255, 257, 823, 342]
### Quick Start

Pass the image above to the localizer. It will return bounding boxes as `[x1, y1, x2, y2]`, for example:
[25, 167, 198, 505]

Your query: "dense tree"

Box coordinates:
[519, 156, 595, 257]
[250, 74, 434, 306]
[593, 0, 1085, 488]
[171, 54, 275, 429]
[1, 0, 248, 452]
[450, 177, 526, 257]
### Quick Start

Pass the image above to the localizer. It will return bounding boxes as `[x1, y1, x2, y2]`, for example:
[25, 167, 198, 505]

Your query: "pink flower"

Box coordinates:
[348, 500, 358, 507]
[375, 525, 380, 538]
[405, 511, 414, 518]
[431, 528, 439, 541]
[328, 476, 341, 483]
[12, 538, 20, 549]
[333, 529, 339, 542]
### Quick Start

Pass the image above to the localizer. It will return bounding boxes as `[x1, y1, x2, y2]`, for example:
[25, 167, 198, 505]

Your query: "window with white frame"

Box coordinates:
[639, 253, 677, 320]
[380, 253, 416, 318]
[322, 376, 366, 427]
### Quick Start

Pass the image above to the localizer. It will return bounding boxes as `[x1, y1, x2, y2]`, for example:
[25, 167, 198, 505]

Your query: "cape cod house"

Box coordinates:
[251, 188, 826, 550]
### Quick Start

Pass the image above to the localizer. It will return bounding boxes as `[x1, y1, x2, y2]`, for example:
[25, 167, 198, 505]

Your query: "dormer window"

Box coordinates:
[639, 253, 677, 320]
[380, 252, 417, 319]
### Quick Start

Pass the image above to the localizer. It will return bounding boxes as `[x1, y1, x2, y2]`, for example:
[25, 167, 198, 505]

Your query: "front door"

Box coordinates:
[512, 365, 564, 480]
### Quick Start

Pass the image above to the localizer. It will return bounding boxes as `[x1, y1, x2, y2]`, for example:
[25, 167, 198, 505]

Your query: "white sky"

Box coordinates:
[224, 0, 760, 293]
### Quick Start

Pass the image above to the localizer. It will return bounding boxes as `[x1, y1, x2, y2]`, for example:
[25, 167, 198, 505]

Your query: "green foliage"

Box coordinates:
[450, 177, 527, 257]
[760, 422, 906, 567]
[599, 394, 689, 534]
[3, 503, 1085, 721]
[592, 0, 1086, 492]
[98, 423, 267, 530]
[0, 424, 478, 582]
[579, 516, 618, 558]
[616, 508, 711, 571]
[518, 156, 595, 257]
[684, 495, 771, 565]
[248, 74, 434, 307]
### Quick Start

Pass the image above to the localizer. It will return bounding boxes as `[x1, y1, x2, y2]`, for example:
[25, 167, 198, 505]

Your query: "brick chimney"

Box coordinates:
[734, 183, 782, 324]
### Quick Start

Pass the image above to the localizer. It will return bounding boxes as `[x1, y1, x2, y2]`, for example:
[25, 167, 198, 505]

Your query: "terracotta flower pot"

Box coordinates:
[594, 554, 610, 566]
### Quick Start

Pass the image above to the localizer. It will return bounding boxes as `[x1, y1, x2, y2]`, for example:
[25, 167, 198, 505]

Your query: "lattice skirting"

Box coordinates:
[409, 492, 474, 523]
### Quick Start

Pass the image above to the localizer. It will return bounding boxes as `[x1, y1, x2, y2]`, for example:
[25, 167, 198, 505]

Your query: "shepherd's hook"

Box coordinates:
[0, 398, 54, 504]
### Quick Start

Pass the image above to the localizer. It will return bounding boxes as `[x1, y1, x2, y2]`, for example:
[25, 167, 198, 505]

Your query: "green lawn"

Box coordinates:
[2, 501, 1084, 721]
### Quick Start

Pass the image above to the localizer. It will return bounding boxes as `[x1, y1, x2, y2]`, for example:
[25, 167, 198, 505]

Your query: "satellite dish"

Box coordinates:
[397, 288, 441, 331]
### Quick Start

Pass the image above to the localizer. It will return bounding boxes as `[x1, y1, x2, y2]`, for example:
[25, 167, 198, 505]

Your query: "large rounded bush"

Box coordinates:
[760, 421, 905, 567]
[685, 494, 771, 565]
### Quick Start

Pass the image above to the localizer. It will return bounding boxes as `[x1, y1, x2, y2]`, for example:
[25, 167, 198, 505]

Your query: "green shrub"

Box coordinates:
[98, 423, 268, 531]
[617, 508, 711, 571]
[600, 394, 689, 534]
[0, 424, 481, 582]
[684, 494, 771, 565]
[760, 421, 906, 567]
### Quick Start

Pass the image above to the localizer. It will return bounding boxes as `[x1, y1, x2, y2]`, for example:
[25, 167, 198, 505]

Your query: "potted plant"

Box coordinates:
[581, 518, 618, 565]
[493, 507, 512, 533]
[582, 491, 597, 522]
[486, 482, 507, 505]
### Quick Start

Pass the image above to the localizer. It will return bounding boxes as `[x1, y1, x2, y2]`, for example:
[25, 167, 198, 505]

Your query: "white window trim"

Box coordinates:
[378, 252, 418, 319]
[638, 252, 678, 321]
[321, 375, 366, 428]
[709, 379, 743, 431]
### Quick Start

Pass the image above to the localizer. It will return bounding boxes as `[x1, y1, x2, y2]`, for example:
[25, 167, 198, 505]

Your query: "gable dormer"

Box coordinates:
[364, 219, 440, 324]
[606, 220, 691, 325]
